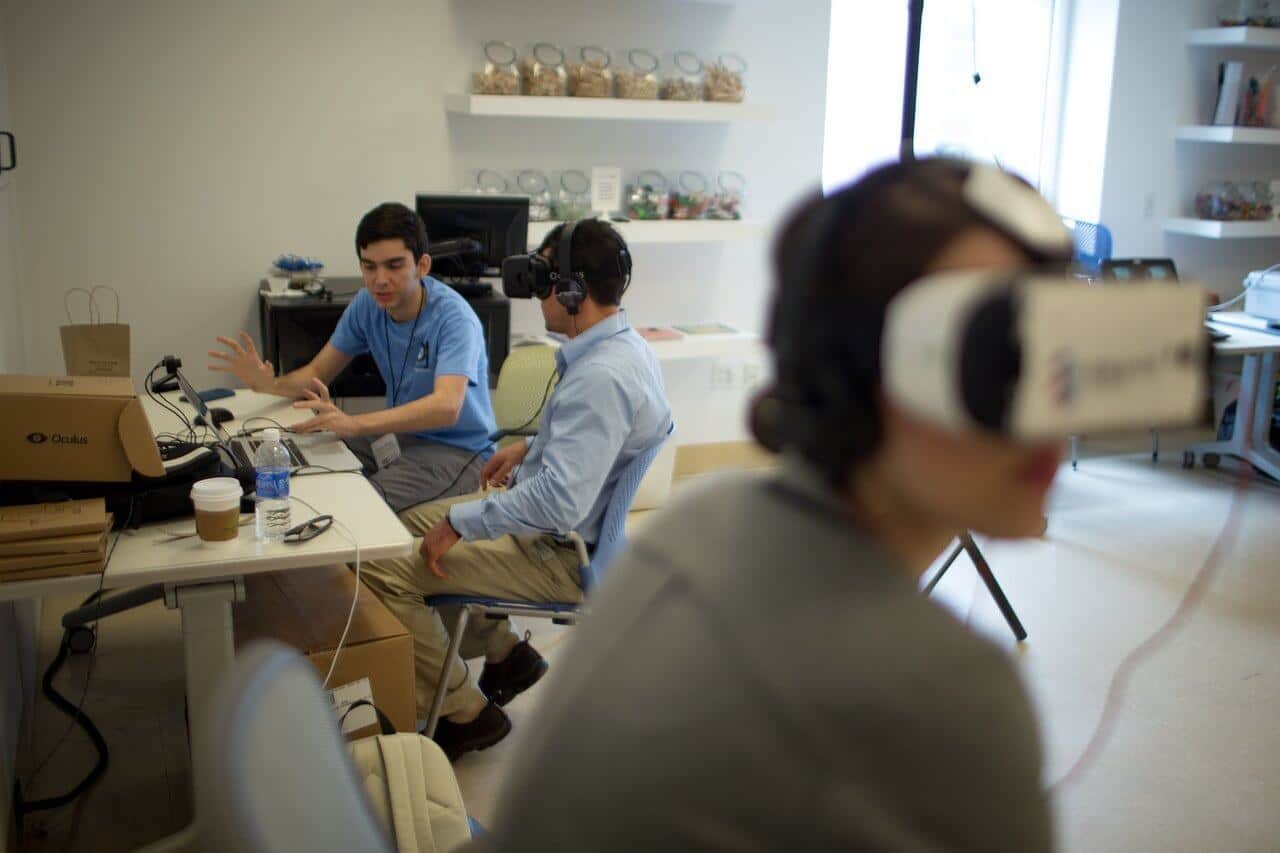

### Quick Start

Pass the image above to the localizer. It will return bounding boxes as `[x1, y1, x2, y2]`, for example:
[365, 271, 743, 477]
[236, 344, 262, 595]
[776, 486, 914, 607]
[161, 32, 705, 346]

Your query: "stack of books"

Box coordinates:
[0, 499, 113, 584]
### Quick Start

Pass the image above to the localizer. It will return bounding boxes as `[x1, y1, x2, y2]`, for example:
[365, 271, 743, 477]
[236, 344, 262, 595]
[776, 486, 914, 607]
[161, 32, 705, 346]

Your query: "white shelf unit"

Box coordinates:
[1176, 125, 1280, 144]
[445, 94, 771, 123]
[527, 219, 766, 246]
[1164, 218, 1280, 238]
[1188, 26, 1280, 48]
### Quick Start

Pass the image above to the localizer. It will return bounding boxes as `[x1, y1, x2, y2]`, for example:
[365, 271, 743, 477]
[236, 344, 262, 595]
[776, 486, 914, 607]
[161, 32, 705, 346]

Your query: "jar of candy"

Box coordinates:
[625, 171, 670, 220]
[554, 170, 593, 220]
[521, 43, 568, 97]
[570, 46, 613, 97]
[669, 171, 712, 219]
[708, 171, 746, 220]
[474, 169, 509, 195]
[518, 170, 553, 221]
[705, 54, 747, 103]
[472, 41, 520, 95]
[1195, 180, 1274, 220]
[616, 49, 661, 100]
[661, 51, 705, 101]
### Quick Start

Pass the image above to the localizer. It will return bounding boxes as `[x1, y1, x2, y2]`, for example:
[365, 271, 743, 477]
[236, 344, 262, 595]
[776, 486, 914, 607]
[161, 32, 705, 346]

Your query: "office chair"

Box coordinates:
[490, 343, 559, 447]
[423, 427, 673, 737]
[1062, 217, 1114, 278]
[194, 641, 474, 853]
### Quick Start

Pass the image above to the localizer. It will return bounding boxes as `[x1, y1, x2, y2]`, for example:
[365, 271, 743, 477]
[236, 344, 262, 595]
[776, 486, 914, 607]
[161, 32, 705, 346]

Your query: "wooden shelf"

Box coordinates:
[1188, 26, 1280, 48]
[1176, 125, 1280, 144]
[1164, 218, 1280, 238]
[446, 94, 770, 123]
[528, 219, 766, 246]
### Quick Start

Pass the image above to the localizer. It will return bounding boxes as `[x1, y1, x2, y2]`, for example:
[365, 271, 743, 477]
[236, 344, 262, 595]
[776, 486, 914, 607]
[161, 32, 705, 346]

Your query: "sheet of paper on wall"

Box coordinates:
[592, 166, 623, 215]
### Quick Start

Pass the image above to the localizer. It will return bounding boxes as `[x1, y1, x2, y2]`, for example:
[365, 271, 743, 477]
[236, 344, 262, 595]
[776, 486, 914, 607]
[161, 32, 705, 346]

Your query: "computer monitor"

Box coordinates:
[415, 194, 530, 277]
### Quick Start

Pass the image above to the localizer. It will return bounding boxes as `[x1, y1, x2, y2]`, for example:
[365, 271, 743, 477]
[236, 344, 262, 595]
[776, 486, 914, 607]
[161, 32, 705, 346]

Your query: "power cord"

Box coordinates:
[1051, 461, 1254, 791]
[289, 494, 360, 690]
[17, 497, 135, 820]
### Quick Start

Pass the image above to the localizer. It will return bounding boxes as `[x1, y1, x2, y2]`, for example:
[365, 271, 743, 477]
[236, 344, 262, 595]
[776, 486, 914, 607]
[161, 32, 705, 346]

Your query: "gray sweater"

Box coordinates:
[485, 459, 1052, 851]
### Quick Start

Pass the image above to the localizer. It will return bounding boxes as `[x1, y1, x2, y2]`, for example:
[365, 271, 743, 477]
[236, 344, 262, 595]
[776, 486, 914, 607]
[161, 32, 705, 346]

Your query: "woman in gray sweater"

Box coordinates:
[483, 158, 1072, 851]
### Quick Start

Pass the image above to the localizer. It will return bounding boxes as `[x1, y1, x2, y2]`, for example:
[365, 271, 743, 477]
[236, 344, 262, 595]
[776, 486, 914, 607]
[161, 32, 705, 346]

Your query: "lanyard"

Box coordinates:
[383, 282, 426, 408]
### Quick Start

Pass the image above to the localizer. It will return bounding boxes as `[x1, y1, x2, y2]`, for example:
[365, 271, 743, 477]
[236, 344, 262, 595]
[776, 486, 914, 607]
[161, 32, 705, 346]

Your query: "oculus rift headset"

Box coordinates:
[773, 162, 1210, 444]
[500, 219, 632, 315]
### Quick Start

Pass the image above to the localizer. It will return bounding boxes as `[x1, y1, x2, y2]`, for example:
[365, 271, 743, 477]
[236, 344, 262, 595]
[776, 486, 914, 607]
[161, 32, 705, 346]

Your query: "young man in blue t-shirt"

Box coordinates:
[209, 202, 497, 510]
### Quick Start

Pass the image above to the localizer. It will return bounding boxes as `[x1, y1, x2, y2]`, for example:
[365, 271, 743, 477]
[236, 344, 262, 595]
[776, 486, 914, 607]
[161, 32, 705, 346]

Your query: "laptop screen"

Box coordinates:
[174, 368, 232, 444]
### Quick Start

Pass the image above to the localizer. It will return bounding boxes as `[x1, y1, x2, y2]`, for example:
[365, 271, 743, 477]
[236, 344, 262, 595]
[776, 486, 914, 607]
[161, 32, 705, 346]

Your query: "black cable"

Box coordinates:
[17, 498, 134, 818]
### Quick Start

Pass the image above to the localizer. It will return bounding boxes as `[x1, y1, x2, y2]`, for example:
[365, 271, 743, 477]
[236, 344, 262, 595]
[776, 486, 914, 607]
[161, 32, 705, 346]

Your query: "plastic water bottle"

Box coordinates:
[254, 428, 292, 542]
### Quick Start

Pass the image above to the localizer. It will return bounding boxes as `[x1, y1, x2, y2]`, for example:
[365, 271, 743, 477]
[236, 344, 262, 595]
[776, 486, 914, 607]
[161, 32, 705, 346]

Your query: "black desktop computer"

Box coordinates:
[415, 194, 530, 285]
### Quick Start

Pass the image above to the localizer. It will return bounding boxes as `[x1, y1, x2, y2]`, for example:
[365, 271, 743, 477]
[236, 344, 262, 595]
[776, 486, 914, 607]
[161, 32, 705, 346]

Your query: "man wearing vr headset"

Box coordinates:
[480, 160, 1206, 849]
[361, 218, 672, 759]
[209, 202, 497, 511]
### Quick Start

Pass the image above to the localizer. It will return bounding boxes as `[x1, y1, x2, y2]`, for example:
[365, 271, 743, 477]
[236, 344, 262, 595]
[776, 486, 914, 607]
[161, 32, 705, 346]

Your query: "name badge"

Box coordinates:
[371, 434, 401, 471]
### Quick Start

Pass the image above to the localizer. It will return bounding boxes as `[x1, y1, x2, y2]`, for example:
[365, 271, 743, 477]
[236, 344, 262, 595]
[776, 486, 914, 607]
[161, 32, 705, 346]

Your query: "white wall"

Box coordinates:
[1097, 0, 1279, 299]
[5, 0, 832, 445]
[0, 15, 25, 375]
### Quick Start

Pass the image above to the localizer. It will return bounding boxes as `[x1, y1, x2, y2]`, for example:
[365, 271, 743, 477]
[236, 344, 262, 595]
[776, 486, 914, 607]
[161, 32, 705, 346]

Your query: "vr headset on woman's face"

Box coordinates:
[882, 271, 1211, 439]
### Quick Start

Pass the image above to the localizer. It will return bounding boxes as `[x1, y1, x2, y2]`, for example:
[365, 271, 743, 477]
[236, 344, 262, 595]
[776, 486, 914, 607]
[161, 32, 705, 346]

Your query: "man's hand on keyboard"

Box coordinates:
[293, 381, 364, 439]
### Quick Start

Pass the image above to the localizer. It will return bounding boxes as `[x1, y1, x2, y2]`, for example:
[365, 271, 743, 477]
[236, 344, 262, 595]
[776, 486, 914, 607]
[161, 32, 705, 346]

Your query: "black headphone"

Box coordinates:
[548, 219, 633, 316]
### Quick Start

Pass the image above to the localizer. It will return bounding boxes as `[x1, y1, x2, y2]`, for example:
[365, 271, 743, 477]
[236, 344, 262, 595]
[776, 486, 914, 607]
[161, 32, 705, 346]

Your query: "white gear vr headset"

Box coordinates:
[881, 165, 1210, 439]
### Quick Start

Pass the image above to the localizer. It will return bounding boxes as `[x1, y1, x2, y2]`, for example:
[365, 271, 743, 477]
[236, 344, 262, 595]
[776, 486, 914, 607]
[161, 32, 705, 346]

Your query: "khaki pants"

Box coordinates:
[360, 490, 583, 721]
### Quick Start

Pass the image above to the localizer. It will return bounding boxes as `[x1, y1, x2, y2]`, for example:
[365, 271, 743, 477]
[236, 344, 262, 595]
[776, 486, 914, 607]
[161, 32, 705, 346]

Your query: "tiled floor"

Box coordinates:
[12, 443, 1280, 851]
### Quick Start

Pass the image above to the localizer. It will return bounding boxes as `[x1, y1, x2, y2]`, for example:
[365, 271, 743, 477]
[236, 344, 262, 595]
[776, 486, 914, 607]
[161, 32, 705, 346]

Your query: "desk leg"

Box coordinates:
[1187, 353, 1280, 480]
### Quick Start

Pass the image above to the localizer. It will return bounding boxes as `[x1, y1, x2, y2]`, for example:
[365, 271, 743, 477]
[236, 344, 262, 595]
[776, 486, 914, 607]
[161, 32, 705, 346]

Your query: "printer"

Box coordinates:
[1244, 268, 1280, 325]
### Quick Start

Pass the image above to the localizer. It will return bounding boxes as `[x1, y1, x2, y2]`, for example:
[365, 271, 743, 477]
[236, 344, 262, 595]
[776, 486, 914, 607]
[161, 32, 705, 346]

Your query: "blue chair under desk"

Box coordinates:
[422, 425, 674, 739]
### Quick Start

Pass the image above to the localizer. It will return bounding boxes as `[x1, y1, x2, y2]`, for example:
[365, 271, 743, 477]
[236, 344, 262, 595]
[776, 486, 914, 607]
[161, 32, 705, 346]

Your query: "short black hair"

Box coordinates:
[537, 219, 629, 306]
[355, 202, 430, 261]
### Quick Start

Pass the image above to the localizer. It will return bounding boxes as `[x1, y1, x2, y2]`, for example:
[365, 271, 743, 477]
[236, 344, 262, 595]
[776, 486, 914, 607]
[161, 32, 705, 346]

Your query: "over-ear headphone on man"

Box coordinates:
[500, 219, 633, 315]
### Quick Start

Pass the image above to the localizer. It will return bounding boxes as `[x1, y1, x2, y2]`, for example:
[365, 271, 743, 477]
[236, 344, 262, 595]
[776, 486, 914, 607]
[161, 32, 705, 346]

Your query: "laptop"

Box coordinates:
[173, 370, 364, 474]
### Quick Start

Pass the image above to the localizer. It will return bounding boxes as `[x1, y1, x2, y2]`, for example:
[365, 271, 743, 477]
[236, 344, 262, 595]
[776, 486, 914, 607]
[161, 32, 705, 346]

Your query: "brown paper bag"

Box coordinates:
[60, 286, 130, 377]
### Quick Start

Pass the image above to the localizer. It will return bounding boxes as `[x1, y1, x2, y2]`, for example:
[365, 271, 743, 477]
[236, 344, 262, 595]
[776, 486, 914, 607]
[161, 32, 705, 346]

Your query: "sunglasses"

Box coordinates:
[284, 515, 333, 544]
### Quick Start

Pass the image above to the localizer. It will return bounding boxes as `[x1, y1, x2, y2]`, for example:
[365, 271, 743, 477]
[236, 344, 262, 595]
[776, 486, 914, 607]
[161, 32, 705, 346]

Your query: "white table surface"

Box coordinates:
[0, 388, 412, 602]
[1207, 313, 1280, 356]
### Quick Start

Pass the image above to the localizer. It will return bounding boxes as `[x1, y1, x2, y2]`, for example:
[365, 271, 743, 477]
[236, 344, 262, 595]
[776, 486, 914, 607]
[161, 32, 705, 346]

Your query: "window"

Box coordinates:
[823, 0, 1063, 195]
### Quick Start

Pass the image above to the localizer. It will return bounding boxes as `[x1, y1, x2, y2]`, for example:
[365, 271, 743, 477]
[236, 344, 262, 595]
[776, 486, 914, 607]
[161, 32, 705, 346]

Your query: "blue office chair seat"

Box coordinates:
[422, 426, 673, 737]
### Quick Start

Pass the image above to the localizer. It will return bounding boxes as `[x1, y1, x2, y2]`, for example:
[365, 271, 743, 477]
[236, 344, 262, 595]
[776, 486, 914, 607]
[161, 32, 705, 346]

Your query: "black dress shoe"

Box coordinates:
[429, 701, 511, 761]
[479, 636, 548, 707]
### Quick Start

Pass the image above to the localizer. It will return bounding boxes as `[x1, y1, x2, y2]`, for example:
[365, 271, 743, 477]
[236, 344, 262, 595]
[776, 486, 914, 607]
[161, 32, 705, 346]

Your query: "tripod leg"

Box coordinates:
[923, 541, 965, 596]
[960, 534, 1028, 642]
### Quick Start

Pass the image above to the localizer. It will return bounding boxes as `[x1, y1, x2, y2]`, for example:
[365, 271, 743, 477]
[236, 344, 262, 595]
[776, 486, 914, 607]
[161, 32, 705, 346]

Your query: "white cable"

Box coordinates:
[289, 494, 361, 690]
[1208, 261, 1280, 312]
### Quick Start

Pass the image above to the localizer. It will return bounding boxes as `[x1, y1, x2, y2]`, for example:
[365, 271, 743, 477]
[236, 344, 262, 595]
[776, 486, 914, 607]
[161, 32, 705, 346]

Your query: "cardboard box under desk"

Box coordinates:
[233, 565, 416, 740]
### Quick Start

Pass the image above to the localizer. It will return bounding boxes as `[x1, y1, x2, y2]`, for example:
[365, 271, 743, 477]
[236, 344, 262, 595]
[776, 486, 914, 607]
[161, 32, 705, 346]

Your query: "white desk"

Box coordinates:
[0, 388, 412, 801]
[1187, 314, 1280, 480]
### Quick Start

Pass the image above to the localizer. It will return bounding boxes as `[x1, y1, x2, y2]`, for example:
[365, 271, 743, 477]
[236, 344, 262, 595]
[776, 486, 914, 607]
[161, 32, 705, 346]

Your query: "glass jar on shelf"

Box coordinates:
[521, 43, 568, 97]
[661, 51, 705, 101]
[1218, 0, 1267, 25]
[554, 170, 593, 220]
[474, 169, 510, 195]
[518, 170, 554, 221]
[668, 171, 712, 220]
[1195, 180, 1274, 220]
[708, 171, 746, 220]
[625, 171, 670, 220]
[570, 46, 613, 98]
[616, 49, 661, 100]
[472, 40, 521, 95]
[705, 54, 747, 103]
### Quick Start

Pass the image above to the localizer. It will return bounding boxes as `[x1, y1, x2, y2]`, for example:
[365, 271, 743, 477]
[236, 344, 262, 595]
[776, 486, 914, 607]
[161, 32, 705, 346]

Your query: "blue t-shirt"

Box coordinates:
[330, 277, 496, 457]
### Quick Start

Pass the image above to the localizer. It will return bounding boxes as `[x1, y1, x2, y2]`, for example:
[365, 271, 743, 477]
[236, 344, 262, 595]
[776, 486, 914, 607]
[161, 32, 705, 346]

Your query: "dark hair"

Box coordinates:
[355, 202, 430, 262]
[752, 157, 1033, 481]
[537, 219, 629, 306]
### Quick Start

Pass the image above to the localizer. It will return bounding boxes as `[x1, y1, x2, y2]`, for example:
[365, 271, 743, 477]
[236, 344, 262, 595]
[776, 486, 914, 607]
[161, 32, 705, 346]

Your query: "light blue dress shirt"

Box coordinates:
[448, 311, 671, 546]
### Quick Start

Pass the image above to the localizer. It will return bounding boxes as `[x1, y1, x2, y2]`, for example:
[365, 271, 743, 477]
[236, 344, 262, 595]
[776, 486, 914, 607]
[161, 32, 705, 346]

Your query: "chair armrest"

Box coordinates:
[566, 532, 591, 571]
